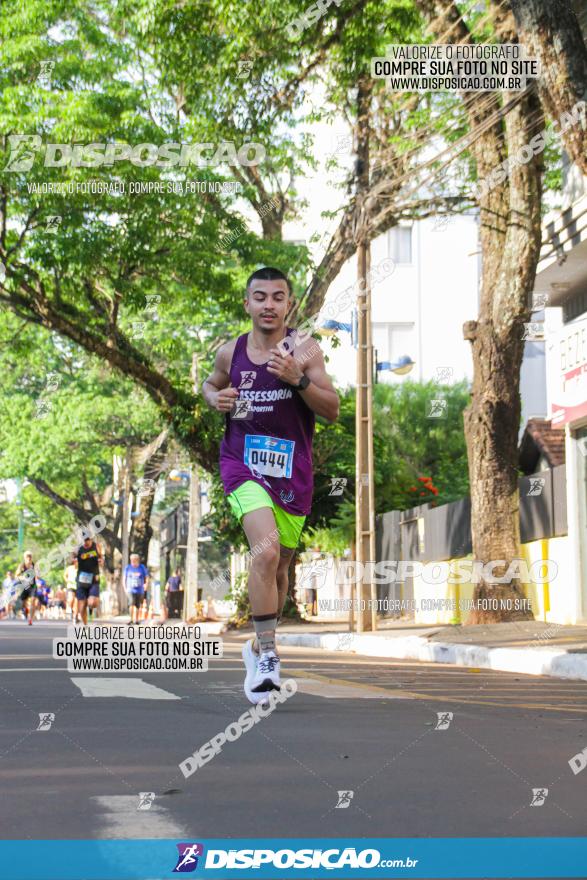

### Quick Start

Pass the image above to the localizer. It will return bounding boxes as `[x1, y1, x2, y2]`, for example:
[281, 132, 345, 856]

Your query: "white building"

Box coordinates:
[536, 156, 587, 622]
[315, 215, 479, 388]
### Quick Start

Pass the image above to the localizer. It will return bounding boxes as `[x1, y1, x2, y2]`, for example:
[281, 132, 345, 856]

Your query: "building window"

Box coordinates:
[563, 287, 587, 324]
[388, 225, 412, 264]
[372, 322, 416, 364]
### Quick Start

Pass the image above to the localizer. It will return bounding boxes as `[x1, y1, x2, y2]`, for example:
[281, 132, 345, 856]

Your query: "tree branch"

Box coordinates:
[509, 0, 587, 176]
[29, 477, 119, 550]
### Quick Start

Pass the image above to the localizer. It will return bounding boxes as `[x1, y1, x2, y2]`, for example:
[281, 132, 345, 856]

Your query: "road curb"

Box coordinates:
[276, 632, 587, 682]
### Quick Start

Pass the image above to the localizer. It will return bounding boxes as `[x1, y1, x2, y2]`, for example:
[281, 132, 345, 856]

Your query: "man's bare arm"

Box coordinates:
[201, 343, 239, 412]
[299, 342, 340, 422]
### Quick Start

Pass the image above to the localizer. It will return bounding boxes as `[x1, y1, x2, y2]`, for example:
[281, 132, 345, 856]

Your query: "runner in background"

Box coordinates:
[165, 567, 183, 619]
[1, 570, 18, 619]
[50, 583, 67, 619]
[35, 578, 50, 619]
[76, 536, 103, 625]
[15, 551, 38, 626]
[124, 553, 150, 624]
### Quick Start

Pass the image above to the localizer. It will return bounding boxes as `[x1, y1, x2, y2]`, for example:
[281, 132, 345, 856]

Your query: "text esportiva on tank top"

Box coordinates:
[219, 329, 315, 516]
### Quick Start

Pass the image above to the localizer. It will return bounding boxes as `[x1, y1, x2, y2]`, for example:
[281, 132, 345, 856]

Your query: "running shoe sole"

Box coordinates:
[251, 677, 280, 693]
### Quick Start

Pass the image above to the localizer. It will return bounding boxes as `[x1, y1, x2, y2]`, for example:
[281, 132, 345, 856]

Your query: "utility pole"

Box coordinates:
[16, 477, 24, 554]
[184, 465, 200, 622]
[184, 353, 200, 621]
[354, 74, 377, 633]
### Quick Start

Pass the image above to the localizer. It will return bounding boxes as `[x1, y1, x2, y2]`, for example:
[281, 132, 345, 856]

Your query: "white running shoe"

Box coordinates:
[251, 651, 281, 695]
[242, 638, 264, 705]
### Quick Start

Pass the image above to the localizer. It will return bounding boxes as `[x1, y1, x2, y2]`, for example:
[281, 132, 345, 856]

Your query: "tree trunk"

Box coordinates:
[261, 212, 283, 240]
[129, 438, 169, 561]
[99, 533, 116, 579]
[129, 488, 154, 562]
[509, 0, 587, 176]
[464, 86, 543, 623]
[415, 0, 544, 622]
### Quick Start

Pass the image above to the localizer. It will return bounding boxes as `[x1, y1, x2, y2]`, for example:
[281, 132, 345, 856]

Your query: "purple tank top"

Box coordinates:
[219, 328, 315, 516]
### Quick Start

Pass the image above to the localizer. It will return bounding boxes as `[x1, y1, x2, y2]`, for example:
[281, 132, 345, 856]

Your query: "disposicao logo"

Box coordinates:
[173, 842, 204, 872]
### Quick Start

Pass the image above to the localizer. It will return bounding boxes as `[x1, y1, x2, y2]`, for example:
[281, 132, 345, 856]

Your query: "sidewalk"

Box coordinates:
[105, 615, 225, 636]
[230, 618, 587, 682]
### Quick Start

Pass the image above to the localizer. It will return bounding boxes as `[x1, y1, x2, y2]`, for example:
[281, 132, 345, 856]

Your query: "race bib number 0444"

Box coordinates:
[244, 435, 295, 479]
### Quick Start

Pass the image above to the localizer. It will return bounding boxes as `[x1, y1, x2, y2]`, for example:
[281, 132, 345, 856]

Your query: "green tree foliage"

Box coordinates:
[0, 310, 163, 563]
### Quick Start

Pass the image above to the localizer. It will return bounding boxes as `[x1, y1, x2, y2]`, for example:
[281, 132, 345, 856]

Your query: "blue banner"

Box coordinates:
[0, 838, 586, 878]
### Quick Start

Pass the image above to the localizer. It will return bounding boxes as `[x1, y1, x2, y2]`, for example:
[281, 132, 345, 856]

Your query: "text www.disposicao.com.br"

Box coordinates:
[69, 657, 202, 671]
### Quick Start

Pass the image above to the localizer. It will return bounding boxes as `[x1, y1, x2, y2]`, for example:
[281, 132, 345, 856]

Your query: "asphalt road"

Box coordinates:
[1, 618, 586, 877]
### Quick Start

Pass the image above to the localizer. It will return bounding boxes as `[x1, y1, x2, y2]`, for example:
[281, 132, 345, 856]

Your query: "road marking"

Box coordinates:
[70, 678, 181, 700]
[0, 665, 246, 673]
[0, 666, 69, 671]
[401, 687, 584, 695]
[0, 636, 61, 640]
[288, 670, 416, 699]
[0, 655, 56, 660]
[91, 795, 186, 838]
[288, 670, 587, 713]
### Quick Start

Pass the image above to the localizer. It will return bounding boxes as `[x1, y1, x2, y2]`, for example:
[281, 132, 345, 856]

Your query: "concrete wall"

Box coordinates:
[303, 534, 579, 625]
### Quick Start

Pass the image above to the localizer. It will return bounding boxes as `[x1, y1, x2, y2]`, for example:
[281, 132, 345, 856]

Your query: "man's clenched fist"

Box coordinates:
[213, 386, 239, 412]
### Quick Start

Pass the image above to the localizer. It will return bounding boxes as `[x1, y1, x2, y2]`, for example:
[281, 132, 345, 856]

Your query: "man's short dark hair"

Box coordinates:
[246, 266, 292, 296]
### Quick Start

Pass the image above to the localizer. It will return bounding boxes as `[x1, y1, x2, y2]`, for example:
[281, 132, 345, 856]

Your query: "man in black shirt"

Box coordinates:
[76, 536, 103, 624]
[165, 567, 183, 619]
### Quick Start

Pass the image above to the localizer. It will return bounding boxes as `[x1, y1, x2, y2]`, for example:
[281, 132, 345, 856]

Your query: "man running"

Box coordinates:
[202, 266, 339, 703]
[165, 567, 183, 619]
[76, 535, 103, 625]
[15, 551, 38, 625]
[124, 553, 150, 624]
[35, 578, 50, 619]
[1, 570, 18, 619]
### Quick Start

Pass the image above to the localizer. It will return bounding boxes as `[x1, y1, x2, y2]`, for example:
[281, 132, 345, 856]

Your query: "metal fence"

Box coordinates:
[375, 465, 567, 614]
